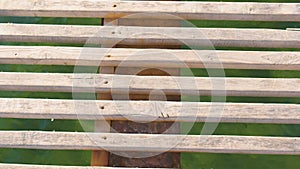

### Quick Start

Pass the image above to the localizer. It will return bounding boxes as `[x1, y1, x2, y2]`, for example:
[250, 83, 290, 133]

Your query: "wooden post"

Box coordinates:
[91, 19, 115, 166]
[107, 0, 181, 168]
[91, 67, 114, 166]
[92, 0, 181, 168]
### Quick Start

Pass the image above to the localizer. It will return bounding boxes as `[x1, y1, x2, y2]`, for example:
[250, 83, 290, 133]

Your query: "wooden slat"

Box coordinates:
[0, 72, 299, 97]
[0, 98, 300, 124]
[0, 131, 299, 155]
[0, 163, 166, 169]
[0, 0, 299, 21]
[1, 24, 299, 48]
[1, 46, 300, 70]
[287, 28, 300, 31]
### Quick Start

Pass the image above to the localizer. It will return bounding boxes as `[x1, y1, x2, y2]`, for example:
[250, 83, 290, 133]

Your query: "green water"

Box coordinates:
[0, 16, 94, 166]
[1, 0, 300, 168]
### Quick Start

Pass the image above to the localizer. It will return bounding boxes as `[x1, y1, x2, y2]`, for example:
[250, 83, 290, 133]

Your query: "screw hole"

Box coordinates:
[111, 31, 115, 34]
[104, 81, 109, 84]
[106, 55, 111, 58]
[14, 53, 17, 56]
[113, 4, 117, 7]
[100, 106, 105, 110]
[103, 136, 107, 140]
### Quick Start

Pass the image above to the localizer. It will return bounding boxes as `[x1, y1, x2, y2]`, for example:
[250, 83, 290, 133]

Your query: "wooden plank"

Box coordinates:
[1, 46, 300, 70]
[287, 28, 300, 31]
[0, 131, 299, 155]
[0, 0, 299, 21]
[0, 163, 167, 169]
[0, 72, 300, 97]
[1, 98, 300, 124]
[1, 24, 299, 48]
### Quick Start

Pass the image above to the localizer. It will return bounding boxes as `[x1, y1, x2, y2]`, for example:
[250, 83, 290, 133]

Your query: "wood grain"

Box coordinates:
[0, 72, 299, 97]
[0, 0, 299, 21]
[91, 67, 114, 166]
[105, 7, 181, 167]
[1, 46, 300, 70]
[0, 131, 299, 155]
[0, 163, 168, 169]
[1, 24, 299, 48]
[0, 98, 300, 124]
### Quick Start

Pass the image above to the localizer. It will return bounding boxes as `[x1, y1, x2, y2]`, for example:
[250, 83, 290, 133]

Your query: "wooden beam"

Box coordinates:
[1, 46, 300, 70]
[90, 17, 117, 167]
[0, 163, 168, 169]
[0, 163, 167, 169]
[1, 24, 300, 48]
[105, 4, 181, 167]
[0, 0, 299, 21]
[1, 98, 300, 124]
[91, 67, 114, 166]
[0, 72, 300, 97]
[0, 131, 299, 155]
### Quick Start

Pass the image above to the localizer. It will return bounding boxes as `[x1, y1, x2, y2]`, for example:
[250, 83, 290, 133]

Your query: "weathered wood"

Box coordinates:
[0, 0, 299, 168]
[91, 67, 114, 166]
[1, 46, 300, 70]
[105, 8, 181, 168]
[1, 24, 300, 48]
[0, 0, 299, 21]
[0, 72, 300, 97]
[0, 131, 299, 155]
[90, 17, 117, 167]
[0, 163, 167, 169]
[287, 28, 300, 31]
[1, 98, 300, 124]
